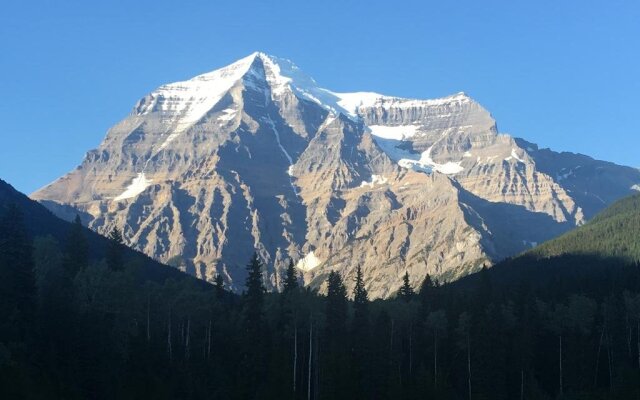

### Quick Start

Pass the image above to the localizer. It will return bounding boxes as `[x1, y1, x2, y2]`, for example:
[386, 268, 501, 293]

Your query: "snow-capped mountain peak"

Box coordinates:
[133, 52, 479, 131]
[32, 52, 640, 299]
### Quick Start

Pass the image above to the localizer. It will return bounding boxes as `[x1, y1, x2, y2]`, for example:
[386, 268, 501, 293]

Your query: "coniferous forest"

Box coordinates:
[2, 190, 640, 399]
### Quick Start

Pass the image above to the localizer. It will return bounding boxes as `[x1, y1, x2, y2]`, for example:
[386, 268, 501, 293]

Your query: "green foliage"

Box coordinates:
[352, 265, 368, 306]
[532, 193, 640, 262]
[243, 252, 265, 329]
[397, 270, 414, 302]
[325, 271, 348, 339]
[283, 259, 299, 295]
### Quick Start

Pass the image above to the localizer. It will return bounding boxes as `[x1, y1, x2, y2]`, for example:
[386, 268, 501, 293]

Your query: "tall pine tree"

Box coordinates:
[283, 259, 299, 295]
[106, 226, 124, 271]
[352, 265, 370, 399]
[398, 271, 414, 302]
[324, 271, 349, 398]
[241, 253, 266, 396]
[244, 253, 265, 338]
[419, 273, 436, 315]
[353, 266, 368, 317]
[214, 274, 225, 300]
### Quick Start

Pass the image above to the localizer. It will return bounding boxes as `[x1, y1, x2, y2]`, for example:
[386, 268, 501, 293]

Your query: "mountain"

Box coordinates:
[31, 52, 640, 298]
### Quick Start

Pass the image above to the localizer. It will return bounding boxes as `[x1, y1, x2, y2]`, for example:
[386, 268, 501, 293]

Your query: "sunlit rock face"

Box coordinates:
[32, 52, 640, 298]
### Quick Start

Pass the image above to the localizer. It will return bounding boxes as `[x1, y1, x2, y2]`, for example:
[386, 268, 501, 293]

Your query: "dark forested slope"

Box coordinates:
[0, 179, 192, 284]
[531, 193, 640, 262]
[1, 179, 640, 400]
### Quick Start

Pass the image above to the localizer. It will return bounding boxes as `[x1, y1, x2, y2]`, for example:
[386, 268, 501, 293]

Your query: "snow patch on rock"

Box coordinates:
[367, 125, 420, 140]
[505, 148, 525, 163]
[368, 124, 464, 175]
[330, 91, 471, 117]
[217, 108, 237, 121]
[114, 173, 152, 201]
[296, 251, 321, 272]
[360, 175, 388, 188]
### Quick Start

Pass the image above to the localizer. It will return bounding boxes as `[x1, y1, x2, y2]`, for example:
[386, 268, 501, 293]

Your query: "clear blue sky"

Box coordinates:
[1, 0, 638, 194]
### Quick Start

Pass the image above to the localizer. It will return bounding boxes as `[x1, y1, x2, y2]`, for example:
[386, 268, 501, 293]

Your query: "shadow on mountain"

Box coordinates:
[454, 181, 574, 260]
[514, 137, 640, 219]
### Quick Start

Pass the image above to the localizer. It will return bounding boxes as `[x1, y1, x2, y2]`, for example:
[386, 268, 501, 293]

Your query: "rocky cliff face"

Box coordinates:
[31, 52, 640, 298]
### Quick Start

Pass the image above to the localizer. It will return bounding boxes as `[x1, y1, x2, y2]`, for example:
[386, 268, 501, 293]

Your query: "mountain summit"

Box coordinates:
[31, 52, 640, 298]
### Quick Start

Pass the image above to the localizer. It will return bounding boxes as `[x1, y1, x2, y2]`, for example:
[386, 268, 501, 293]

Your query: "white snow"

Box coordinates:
[217, 108, 237, 121]
[331, 92, 386, 116]
[250, 53, 471, 121]
[329, 91, 471, 118]
[418, 146, 465, 174]
[360, 174, 388, 188]
[256, 54, 352, 118]
[295, 251, 321, 272]
[368, 126, 464, 175]
[632, 184, 640, 192]
[366, 125, 420, 140]
[114, 173, 152, 201]
[506, 148, 525, 163]
[138, 53, 257, 147]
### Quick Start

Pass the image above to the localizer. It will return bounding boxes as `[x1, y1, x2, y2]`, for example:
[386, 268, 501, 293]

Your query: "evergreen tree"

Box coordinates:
[62, 215, 88, 276]
[324, 271, 349, 398]
[214, 274, 225, 300]
[353, 265, 368, 314]
[352, 265, 369, 335]
[326, 271, 348, 339]
[278, 259, 300, 398]
[283, 259, 298, 295]
[241, 253, 266, 396]
[352, 265, 370, 398]
[243, 253, 265, 337]
[106, 226, 124, 271]
[419, 273, 436, 314]
[398, 271, 414, 302]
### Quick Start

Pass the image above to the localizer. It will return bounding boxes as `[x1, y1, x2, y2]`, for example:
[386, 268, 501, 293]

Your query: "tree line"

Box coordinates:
[1, 203, 640, 399]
